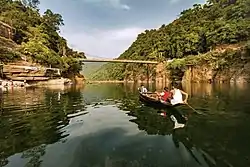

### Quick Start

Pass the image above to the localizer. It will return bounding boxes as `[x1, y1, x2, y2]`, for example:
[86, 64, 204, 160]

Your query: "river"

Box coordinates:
[0, 83, 250, 167]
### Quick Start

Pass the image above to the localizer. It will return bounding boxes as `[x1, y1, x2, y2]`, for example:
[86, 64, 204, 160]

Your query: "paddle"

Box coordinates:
[184, 102, 202, 115]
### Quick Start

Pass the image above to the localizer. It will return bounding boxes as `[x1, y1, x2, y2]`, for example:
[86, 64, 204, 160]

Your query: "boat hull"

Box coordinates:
[139, 92, 183, 109]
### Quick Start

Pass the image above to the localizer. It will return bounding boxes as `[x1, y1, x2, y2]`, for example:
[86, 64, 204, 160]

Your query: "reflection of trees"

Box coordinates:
[0, 156, 8, 167]
[185, 114, 250, 167]
[21, 145, 46, 167]
[0, 86, 86, 166]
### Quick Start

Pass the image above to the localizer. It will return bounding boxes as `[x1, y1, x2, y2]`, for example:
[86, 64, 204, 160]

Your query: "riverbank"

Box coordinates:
[0, 77, 77, 89]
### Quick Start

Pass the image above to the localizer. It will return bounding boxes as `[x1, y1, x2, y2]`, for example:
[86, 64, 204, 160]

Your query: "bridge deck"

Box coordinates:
[78, 58, 158, 64]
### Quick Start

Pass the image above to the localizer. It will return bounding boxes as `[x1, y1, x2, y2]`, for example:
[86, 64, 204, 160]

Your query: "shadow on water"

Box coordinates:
[0, 83, 250, 167]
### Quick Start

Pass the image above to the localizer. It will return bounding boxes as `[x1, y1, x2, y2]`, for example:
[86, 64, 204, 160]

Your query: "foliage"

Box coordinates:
[61, 56, 83, 76]
[92, 0, 250, 80]
[0, 0, 85, 75]
[167, 46, 248, 71]
[0, 46, 21, 62]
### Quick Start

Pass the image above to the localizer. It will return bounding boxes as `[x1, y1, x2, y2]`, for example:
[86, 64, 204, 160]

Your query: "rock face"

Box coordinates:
[3, 61, 61, 81]
[3, 65, 59, 81]
[182, 63, 250, 83]
[182, 54, 250, 83]
[165, 46, 250, 84]
[0, 21, 14, 39]
[182, 65, 214, 83]
[155, 62, 171, 84]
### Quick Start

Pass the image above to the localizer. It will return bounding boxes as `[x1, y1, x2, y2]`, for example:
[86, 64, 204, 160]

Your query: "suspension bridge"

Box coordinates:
[80, 54, 171, 83]
[78, 54, 160, 64]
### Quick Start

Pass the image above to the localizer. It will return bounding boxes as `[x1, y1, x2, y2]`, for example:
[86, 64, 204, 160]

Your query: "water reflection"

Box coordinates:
[0, 83, 250, 167]
[0, 86, 86, 167]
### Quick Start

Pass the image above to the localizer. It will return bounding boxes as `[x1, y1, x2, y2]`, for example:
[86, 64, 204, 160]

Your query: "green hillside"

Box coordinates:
[82, 62, 107, 79]
[92, 0, 250, 80]
[0, 0, 85, 77]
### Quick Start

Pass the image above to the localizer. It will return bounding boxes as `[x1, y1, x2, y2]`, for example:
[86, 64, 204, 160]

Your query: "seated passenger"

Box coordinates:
[138, 85, 148, 94]
[157, 87, 172, 102]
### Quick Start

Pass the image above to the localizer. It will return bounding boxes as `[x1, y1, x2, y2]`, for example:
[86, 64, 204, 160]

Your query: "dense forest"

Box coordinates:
[91, 0, 250, 80]
[0, 0, 85, 76]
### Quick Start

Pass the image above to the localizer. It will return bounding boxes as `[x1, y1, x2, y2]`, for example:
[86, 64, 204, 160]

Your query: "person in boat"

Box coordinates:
[170, 84, 188, 105]
[157, 87, 172, 102]
[138, 85, 148, 94]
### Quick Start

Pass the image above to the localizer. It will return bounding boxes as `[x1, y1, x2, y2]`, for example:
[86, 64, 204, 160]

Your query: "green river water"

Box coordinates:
[0, 83, 250, 167]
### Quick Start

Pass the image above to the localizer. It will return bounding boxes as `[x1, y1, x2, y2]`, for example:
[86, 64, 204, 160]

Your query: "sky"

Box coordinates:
[39, 0, 206, 58]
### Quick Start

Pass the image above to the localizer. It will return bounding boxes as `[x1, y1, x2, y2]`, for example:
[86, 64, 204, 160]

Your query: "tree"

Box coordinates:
[42, 9, 64, 32]
[0, 0, 85, 76]
[19, 0, 40, 9]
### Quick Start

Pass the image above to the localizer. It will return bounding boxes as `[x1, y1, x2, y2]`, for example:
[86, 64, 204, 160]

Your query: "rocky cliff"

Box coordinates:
[169, 43, 250, 83]
[182, 62, 250, 83]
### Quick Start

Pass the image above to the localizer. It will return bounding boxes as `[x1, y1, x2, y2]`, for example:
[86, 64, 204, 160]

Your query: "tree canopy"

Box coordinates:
[0, 0, 85, 77]
[92, 0, 250, 80]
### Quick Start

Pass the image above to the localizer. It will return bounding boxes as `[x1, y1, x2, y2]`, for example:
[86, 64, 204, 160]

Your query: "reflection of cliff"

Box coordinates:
[3, 87, 46, 108]
[2, 85, 87, 109]
[123, 82, 171, 93]
[183, 82, 213, 97]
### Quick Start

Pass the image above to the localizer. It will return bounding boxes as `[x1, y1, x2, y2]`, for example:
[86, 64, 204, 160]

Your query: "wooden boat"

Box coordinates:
[139, 91, 184, 109]
[138, 91, 188, 125]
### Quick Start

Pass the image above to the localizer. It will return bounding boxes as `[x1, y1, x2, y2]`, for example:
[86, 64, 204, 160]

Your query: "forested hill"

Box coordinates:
[0, 0, 85, 77]
[91, 0, 250, 80]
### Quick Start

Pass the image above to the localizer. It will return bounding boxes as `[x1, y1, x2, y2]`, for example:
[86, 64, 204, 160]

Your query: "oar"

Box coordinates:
[185, 102, 202, 115]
